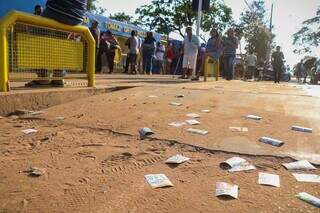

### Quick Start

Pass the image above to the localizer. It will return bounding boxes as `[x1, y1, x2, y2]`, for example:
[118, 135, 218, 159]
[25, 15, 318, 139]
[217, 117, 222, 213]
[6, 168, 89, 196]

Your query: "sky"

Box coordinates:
[98, 0, 319, 67]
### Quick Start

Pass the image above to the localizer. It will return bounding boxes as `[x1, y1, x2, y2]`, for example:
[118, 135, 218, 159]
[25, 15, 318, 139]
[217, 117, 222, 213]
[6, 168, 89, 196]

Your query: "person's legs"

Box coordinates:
[130, 53, 137, 74]
[223, 56, 229, 80]
[96, 48, 102, 73]
[224, 55, 232, 80]
[190, 54, 197, 78]
[278, 70, 282, 83]
[107, 52, 115, 73]
[142, 54, 147, 74]
[228, 55, 235, 80]
[124, 53, 130, 73]
[145, 54, 153, 74]
[181, 54, 189, 78]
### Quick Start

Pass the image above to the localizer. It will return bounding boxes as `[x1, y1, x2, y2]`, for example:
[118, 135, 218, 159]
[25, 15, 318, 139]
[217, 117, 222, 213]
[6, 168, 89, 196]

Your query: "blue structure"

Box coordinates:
[0, 0, 165, 41]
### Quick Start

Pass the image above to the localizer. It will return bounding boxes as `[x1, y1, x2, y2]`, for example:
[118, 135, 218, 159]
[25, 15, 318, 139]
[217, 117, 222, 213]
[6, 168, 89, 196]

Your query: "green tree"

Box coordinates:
[135, 0, 233, 37]
[109, 12, 134, 23]
[293, 7, 320, 54]
[239, 0, 274, 62]
[87, 0, 107, 15]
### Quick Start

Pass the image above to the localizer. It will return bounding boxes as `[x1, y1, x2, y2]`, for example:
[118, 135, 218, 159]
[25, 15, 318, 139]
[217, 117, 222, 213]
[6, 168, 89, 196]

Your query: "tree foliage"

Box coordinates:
[293, 7, 320, 54]
[135, 0, 233, 36]
[238, 0, 274, 62]
[86, 0, 107, 15]
[109, 12, 133, 23]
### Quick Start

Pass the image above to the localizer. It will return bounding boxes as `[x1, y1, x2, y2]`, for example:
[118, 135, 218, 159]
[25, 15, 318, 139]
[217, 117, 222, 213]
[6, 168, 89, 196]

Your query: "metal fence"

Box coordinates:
[0, 11, 95, 92]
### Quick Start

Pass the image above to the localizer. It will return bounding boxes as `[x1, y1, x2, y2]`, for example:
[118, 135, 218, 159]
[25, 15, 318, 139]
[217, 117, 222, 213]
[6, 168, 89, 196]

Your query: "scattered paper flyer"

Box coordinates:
[148, 95, 158, 98]
[220, 157, 256, 172]
[187, 128, 208, 135]
[169, 121, 186, 127]
[215, 182, 238, 199]
[165, 154, 190, 164]
[25, 167, 46, 177]
[258, 172, 280, 187]
[186, 113, 201, 118]
[282, 160, 316, 171]
[145, 174, 173, 188]
[55, 116, 65, 121]
[201, 109, 211, 113]
[229, 127, 248, 132]
[246, 115, 262, 120]
[170, 102, 182, 106]
[291, 125, 312, 133]
[292, 173, 320, 183]
[296, 192, 320, 208]
[259, 137, 284, 147]
[185, 119, 200, 125]
[139, 127, 154, 140]
[29, 111, 43, 116]
[21, 129, 38, 134]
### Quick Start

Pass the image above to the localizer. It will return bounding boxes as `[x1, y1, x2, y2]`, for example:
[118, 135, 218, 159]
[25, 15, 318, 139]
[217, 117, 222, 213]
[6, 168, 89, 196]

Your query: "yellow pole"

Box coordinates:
[84, 29, 95, 87]
[0, 28, 9, 92]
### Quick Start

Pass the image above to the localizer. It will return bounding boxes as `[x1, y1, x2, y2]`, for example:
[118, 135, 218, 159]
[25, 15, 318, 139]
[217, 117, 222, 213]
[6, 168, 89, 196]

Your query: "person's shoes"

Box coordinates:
[178, 76, 186, 79]
[191, 77, 199, 81]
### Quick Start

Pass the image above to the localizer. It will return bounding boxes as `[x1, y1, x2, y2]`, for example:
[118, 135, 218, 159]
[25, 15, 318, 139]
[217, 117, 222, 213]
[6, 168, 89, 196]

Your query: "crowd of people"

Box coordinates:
[32, 1, 317, 86]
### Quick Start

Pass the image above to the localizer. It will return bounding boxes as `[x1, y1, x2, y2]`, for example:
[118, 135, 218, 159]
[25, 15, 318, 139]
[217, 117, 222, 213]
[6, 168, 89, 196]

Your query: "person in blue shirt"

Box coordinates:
[223, 28, 238, 80]
[142, 32, 156, 75]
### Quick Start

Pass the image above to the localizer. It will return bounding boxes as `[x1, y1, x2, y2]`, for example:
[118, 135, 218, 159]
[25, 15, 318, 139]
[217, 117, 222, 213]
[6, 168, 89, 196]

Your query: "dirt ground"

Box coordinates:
[1, 78, 320, 212]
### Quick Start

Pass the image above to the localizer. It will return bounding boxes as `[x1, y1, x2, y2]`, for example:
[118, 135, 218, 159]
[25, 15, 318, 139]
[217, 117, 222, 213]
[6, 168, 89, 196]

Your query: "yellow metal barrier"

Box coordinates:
[0, 10, 95, 92]
[203, 56, 220, 82]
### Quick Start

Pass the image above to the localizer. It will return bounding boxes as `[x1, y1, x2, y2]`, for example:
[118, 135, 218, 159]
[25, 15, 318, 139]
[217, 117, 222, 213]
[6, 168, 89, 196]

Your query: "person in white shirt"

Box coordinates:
[180, 27, 200, 79]
[155, 42, 165, 74]
[245, 50, 257, 80]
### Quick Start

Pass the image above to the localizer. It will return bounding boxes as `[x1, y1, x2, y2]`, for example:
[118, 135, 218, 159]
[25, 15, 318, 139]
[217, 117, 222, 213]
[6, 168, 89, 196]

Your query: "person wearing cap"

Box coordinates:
[223, 28, 238, 80]
[181, 27, 200, 79]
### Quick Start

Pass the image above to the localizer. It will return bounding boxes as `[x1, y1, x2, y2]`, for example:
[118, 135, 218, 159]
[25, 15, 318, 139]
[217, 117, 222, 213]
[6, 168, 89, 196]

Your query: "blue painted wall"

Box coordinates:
[0, 0, 46, 17]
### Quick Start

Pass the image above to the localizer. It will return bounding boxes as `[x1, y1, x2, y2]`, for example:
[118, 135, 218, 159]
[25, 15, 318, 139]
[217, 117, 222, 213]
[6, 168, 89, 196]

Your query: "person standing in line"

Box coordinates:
[180, 26, 200, 79]
[165, 43, 175, 74]
[155, 42, 165, 74]
[245, 50, 257, 80]
[89, 20, 101, 73]
[141, 32, 156, 75]
[34, 5, 42, 15]
[271, 46, 284, 83]
[223, 28, 238, 80]
[196, 28, 223, 80]
[124, 30, 140, 74]
[296, 59, 305, 83]
[104, 30, 119, 74]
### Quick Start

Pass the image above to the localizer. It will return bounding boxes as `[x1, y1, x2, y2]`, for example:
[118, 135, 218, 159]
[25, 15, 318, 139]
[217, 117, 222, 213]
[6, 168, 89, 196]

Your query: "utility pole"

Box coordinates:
[269, 3, 273, 32]
[196, 0, 203, 36]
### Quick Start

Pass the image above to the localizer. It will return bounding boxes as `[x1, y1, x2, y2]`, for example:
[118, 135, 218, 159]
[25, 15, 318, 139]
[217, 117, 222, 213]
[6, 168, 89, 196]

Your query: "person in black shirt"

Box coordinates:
[271, 46, 284, 83]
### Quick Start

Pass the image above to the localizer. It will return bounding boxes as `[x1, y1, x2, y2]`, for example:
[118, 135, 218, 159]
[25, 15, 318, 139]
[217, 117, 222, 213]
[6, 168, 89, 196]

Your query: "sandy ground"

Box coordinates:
[1, 78, 320, 212]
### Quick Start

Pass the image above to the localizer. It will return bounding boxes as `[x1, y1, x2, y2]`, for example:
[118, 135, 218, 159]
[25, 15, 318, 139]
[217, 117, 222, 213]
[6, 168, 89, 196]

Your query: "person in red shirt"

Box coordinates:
[165, 43, 175, 74]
